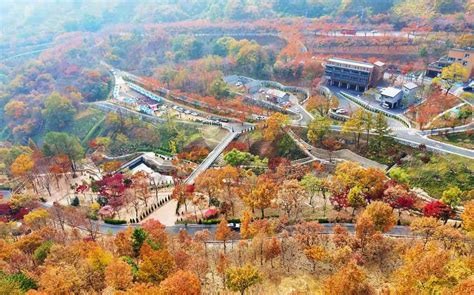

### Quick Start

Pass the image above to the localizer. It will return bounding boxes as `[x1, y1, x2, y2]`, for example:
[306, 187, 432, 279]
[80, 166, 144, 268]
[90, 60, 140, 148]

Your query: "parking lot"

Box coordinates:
[114, 82, 233, 125]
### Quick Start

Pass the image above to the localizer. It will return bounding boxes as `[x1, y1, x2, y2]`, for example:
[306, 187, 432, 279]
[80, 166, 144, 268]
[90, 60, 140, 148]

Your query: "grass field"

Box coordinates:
[399, 154, 474, 198]
[429, 132, 473, 150]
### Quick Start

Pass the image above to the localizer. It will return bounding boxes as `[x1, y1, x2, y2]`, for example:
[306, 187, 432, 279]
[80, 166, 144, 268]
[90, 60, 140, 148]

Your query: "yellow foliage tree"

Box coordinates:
[11, 154, 34, 178]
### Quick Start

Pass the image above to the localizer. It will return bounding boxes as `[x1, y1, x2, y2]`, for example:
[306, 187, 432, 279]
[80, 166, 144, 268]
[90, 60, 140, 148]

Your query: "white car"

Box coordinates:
[191, 112, 198, 116]
[335, 109, 348, 115]
[184, 110, 191, 114]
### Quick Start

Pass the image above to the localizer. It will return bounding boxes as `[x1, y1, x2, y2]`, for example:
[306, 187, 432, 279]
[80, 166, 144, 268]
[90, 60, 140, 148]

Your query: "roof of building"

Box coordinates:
[381, 87, 402, 98]
[403, 82, 418, 90]
[327, 57, 374, 69]
[131, 163, 174, 184]
[374, 61, 385, 67]
[266, 88, 288, 98]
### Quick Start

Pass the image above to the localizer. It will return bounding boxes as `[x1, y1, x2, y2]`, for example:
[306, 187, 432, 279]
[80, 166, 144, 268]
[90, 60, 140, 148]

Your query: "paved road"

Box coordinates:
[325, 89, 474, 159]
[95, 221, 414, 238]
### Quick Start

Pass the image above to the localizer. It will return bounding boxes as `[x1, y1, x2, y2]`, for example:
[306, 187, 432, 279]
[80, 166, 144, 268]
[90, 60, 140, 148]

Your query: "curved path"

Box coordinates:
[334, 93, 473, 159]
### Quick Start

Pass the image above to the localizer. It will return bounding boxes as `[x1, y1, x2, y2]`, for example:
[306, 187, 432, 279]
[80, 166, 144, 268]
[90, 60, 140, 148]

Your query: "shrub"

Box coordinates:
[33, 240, 53, 264]
[0, 272, 37, 292]
[201, 219, 220, 225]
[104, 218, 127, 225]
[71, 196, 80, 207]
[203, 209, 219, 219]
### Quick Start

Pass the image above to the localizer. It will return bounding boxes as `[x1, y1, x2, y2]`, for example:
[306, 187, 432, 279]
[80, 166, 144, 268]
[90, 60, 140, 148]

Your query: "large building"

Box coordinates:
[324, 58, 385, 91]
[426, 48, 474, 81]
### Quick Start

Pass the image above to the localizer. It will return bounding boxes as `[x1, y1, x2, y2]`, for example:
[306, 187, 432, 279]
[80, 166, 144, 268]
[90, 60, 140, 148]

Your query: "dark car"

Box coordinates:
[463, 86, 473, 92]
[227, 223, 240, 232]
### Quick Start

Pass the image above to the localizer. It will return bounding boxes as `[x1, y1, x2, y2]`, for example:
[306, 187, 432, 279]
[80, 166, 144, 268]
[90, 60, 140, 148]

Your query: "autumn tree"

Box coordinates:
[105, 259, 133, 291]
[307, 116, 332, 144]
[159, 270, 201, 295]
[225, 264, 262, 295]
[372, 112, 392, 152]
[247, 175, 277, 218]
[195, 168, 220, 205]
[461, 200, 474, 237]
[304, 245, 327, 272]
[392, 242, 451, 294]
[276, 179, 306, 222]
[216, 166, 240, 217]
[306, 93, 337, 116]
[172, 183, 192, 214]
[360, 201, 397, 233]
[294, 221, 325, 250]
[410, 217, 439, 246]
[38, 264, 82, 294]
[347, 186, 366, 216]
[263, 237, 281, 267]
[261, 113, 289, 141]
[300, 173, 322, 213]
[137, 244, 175, 284]
[423, 201, 454, 223]
[354, 214, 377, 255]
[10, 154, 34, 178]
[434, 63, 468, 95]
[322, 137, 341, 162]
[215, 218, 233, 253]
[342, 109, 366, 148]
[441, 186, 463, 208]
[142, 219, 168, 249]
[323, 262, 375, 295]
[23, 209, 50, 230]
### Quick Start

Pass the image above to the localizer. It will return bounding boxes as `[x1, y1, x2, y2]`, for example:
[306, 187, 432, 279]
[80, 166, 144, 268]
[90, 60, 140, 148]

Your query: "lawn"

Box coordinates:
[71, 108, 107, 141]
[429, 132, 473, 150]
[398, 154, 474, 198]
[238, 129, 307, 161]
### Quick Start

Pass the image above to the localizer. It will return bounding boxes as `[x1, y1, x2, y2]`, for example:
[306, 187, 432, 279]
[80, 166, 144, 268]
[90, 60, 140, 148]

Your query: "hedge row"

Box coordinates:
[104, 218, 127, 225]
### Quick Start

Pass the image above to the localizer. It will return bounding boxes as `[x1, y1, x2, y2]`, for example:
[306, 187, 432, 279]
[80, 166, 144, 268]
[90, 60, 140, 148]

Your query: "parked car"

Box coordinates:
[191, 112, 198, 116]
[184, 110, 191, 114]
[227, 223, 240, 232]
[463, 86, 473, 92]
[335, 109, 348, 115]
[218, 118, 229, 123]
